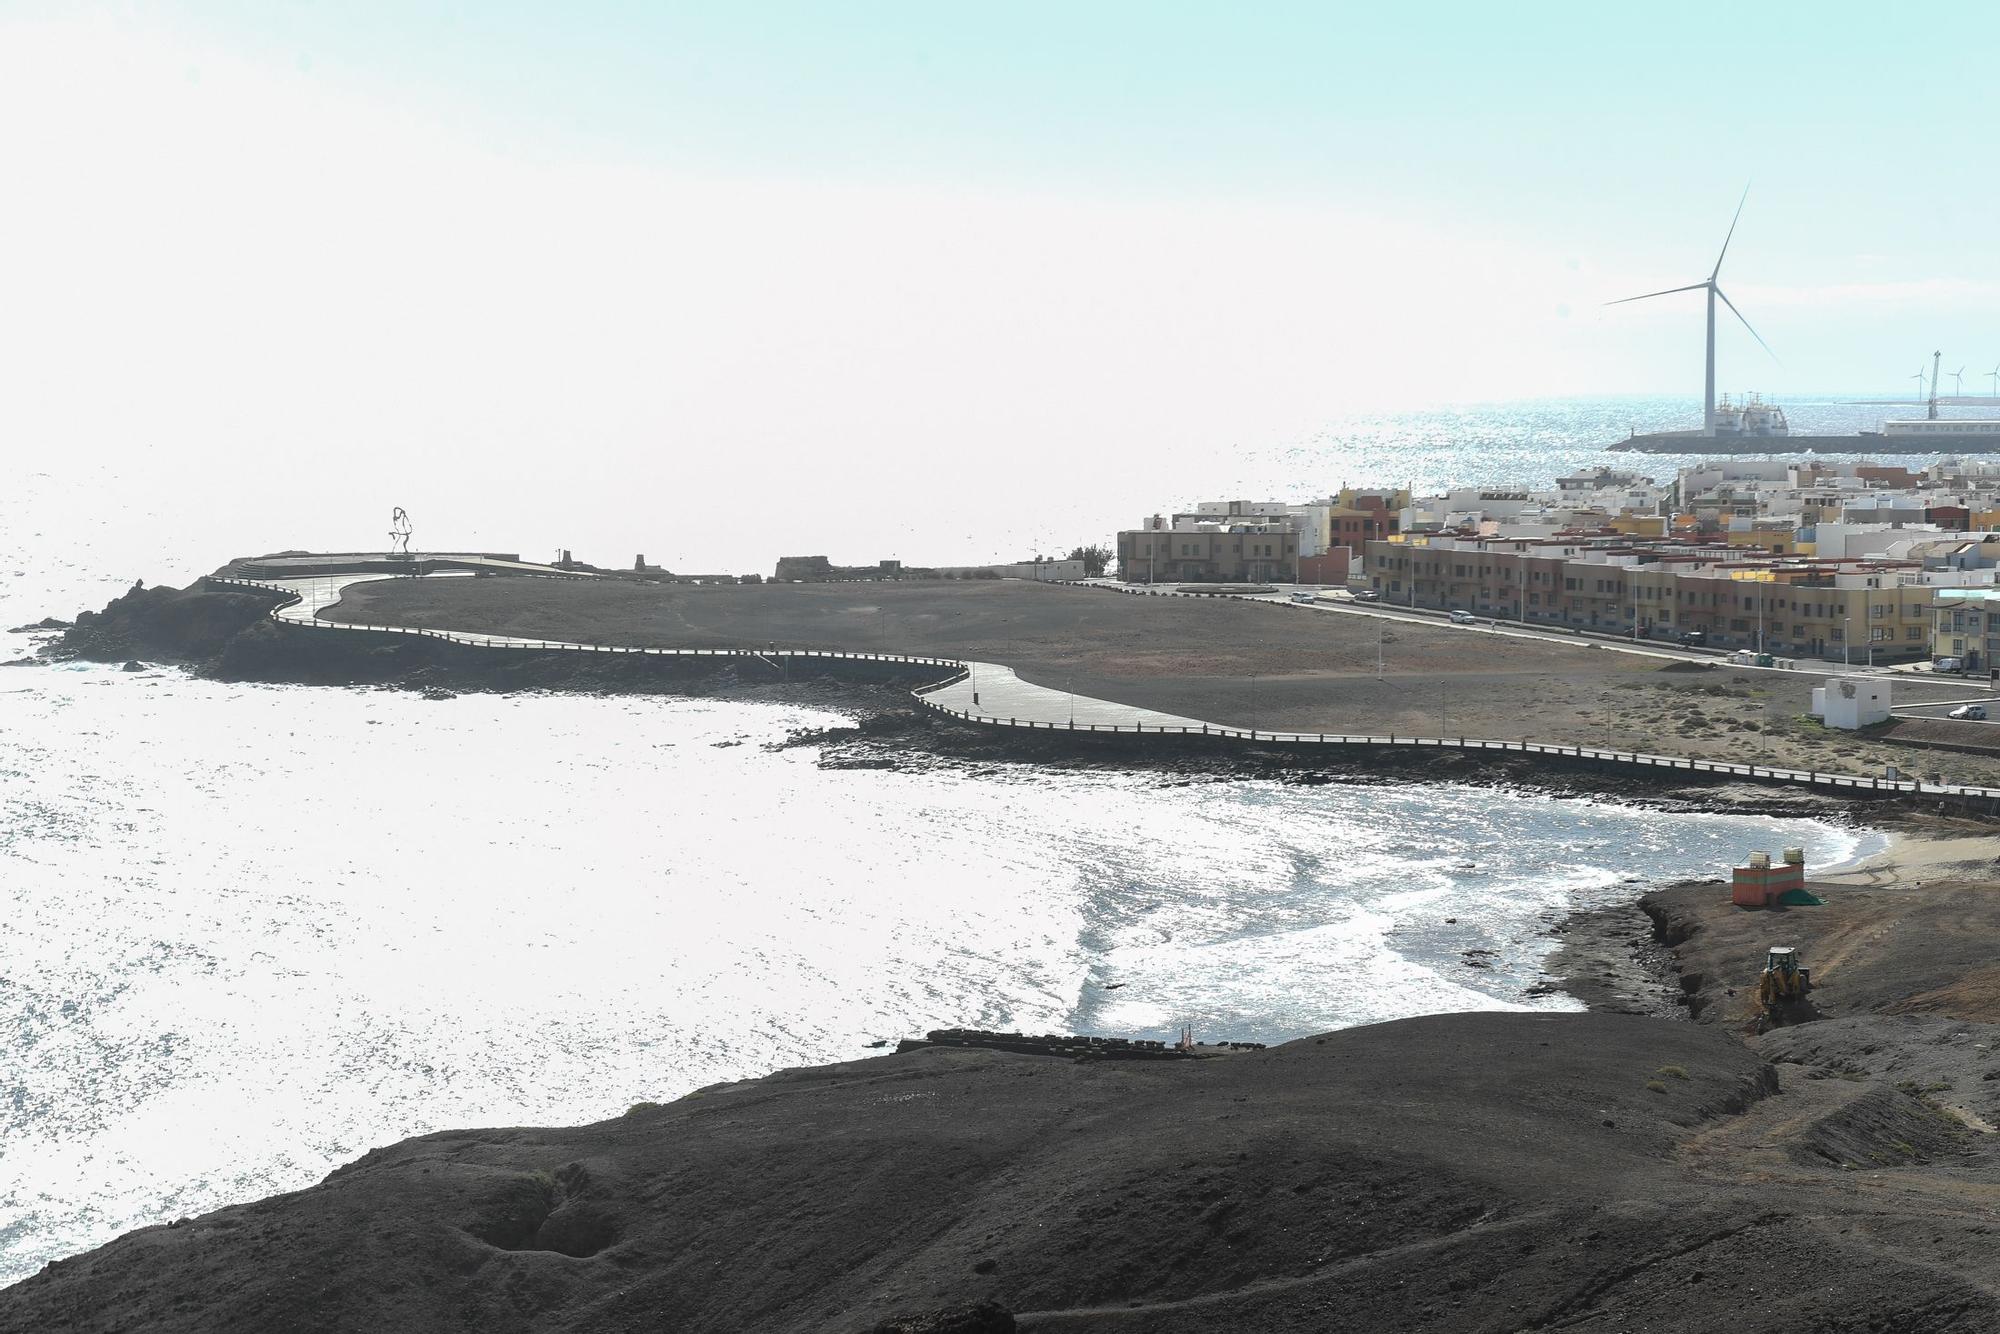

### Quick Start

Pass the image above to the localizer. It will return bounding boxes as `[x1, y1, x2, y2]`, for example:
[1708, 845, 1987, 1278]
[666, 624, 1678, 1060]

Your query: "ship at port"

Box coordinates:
[1602, 195, 2000, 454]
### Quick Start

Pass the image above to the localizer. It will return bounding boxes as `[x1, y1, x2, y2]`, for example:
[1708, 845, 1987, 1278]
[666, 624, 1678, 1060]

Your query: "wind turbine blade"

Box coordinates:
[1714, 287, 1777, 362]
[1710, 185, 1749, 280]
[1603, 281, 1709, 307]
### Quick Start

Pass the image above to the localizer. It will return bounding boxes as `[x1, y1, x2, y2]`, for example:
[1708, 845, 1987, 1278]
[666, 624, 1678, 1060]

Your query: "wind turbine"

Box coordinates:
[1950, 365, 1966, 399]
[1988, 362, 2000, 399]
[1910, 366, 1928, 403]
[1605, 187, 1776, 435]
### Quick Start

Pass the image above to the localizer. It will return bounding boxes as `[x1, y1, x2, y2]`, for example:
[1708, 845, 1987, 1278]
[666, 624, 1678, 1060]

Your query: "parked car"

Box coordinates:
[1353, 589, 1382, 602]
[1934, 657, 1964, 673]
[1677, 629, 1707, 647]
[1289, 590, 1316, 604]
[1448, 609, 1477, 625]
[1948, 703, 1988, 720]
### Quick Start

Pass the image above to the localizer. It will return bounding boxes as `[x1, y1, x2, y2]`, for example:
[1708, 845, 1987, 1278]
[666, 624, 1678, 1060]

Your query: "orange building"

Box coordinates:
[1731, 849, 1805, 908]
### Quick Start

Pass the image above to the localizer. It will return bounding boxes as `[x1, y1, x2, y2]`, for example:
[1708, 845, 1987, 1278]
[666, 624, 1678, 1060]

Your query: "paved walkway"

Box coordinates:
[229, 572, 1217, 729]
[205, 571, 2000, 802]
[925, 661, 1205, 730]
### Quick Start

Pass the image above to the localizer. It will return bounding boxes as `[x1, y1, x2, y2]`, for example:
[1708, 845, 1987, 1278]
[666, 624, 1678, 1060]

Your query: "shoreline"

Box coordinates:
[37, 573, 1948, 1034]
[50, 572, 2000, 796]
[12, 688, 2000, 1324]
[1542, 822, 1903, 1020]
[40, 573, 1927, 818]
[10, 807, 1997, 1330]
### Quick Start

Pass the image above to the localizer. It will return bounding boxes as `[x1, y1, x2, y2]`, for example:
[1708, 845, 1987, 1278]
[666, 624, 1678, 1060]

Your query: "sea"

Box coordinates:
[0, 397, 1903, 1282]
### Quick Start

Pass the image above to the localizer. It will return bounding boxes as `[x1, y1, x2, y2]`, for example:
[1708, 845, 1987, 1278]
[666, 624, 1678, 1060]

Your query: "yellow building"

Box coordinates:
[1608, 514, 1668, 538]
[1722, 520, 1800, 555]
[1932, 589, 2000, 671]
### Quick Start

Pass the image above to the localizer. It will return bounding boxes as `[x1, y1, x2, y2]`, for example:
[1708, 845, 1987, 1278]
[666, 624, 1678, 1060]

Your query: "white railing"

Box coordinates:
[905, 682, 2000, 802]
[203, 576, 967, 671]
[202, 575, 2000, 804]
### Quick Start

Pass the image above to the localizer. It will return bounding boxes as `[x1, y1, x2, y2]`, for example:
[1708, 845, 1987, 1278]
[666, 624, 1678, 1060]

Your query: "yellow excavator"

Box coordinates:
[1756, 946, 1813, 1023]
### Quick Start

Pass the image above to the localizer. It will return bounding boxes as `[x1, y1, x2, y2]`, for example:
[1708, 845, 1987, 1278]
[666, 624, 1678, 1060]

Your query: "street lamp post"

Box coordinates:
[1843, 615, 1851, 668]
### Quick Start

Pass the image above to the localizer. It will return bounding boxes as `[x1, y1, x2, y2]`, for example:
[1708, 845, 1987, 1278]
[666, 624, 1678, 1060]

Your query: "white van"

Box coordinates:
[1934, 657, 1964, 673]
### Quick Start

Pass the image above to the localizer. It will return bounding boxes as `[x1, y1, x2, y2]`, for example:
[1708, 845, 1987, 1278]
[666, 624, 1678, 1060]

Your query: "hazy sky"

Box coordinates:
[6, 3, 1999, 569]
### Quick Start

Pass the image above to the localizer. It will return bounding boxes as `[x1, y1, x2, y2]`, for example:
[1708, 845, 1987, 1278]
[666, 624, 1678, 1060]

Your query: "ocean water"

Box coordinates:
[0, 664, 1878, 1281]
[1, 398, 1895, 1283]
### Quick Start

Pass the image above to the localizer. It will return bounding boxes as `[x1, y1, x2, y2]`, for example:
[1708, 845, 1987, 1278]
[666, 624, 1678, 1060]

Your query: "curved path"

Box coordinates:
[206, 571, 2000, 806]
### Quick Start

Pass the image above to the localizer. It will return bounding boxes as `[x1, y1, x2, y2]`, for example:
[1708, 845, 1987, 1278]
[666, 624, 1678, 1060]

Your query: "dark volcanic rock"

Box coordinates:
[53, 582, 283, 669]
[7, 1011, 1996, 1334]
[873, 1302, 1015, 1333]
[9, 616, 71, 632]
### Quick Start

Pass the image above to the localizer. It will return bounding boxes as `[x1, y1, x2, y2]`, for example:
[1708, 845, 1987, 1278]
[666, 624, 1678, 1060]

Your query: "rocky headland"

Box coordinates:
[31, 575, 1934, 816]
[9, 1004, 1996, 1334]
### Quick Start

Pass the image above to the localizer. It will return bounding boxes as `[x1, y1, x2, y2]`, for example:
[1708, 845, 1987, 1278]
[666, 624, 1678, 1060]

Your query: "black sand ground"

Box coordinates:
[332, 577, 2000, 783]
[8, 1011, 1995, 1334]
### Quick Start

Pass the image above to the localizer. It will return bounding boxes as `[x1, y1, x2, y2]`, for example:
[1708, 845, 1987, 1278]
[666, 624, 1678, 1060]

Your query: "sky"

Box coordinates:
[5, 3, 2000, 570]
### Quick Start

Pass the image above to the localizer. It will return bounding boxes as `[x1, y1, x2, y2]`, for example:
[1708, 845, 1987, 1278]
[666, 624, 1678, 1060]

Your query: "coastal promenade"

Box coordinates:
[209, 571, 2000, 807]
[928, 661, 1205, 730]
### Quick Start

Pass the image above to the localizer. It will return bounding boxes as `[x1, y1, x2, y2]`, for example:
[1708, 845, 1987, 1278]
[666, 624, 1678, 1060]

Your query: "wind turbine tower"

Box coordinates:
[1606, 187, 1775, 436]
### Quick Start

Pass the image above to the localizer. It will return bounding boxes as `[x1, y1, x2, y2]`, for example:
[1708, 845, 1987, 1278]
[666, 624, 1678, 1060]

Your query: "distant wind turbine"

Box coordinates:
[1951, 365, 1966, 397]
[1605, 186, 1777, 435]
[1911, 367, 1929, 403]
[1989, 362, 2000, 398]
